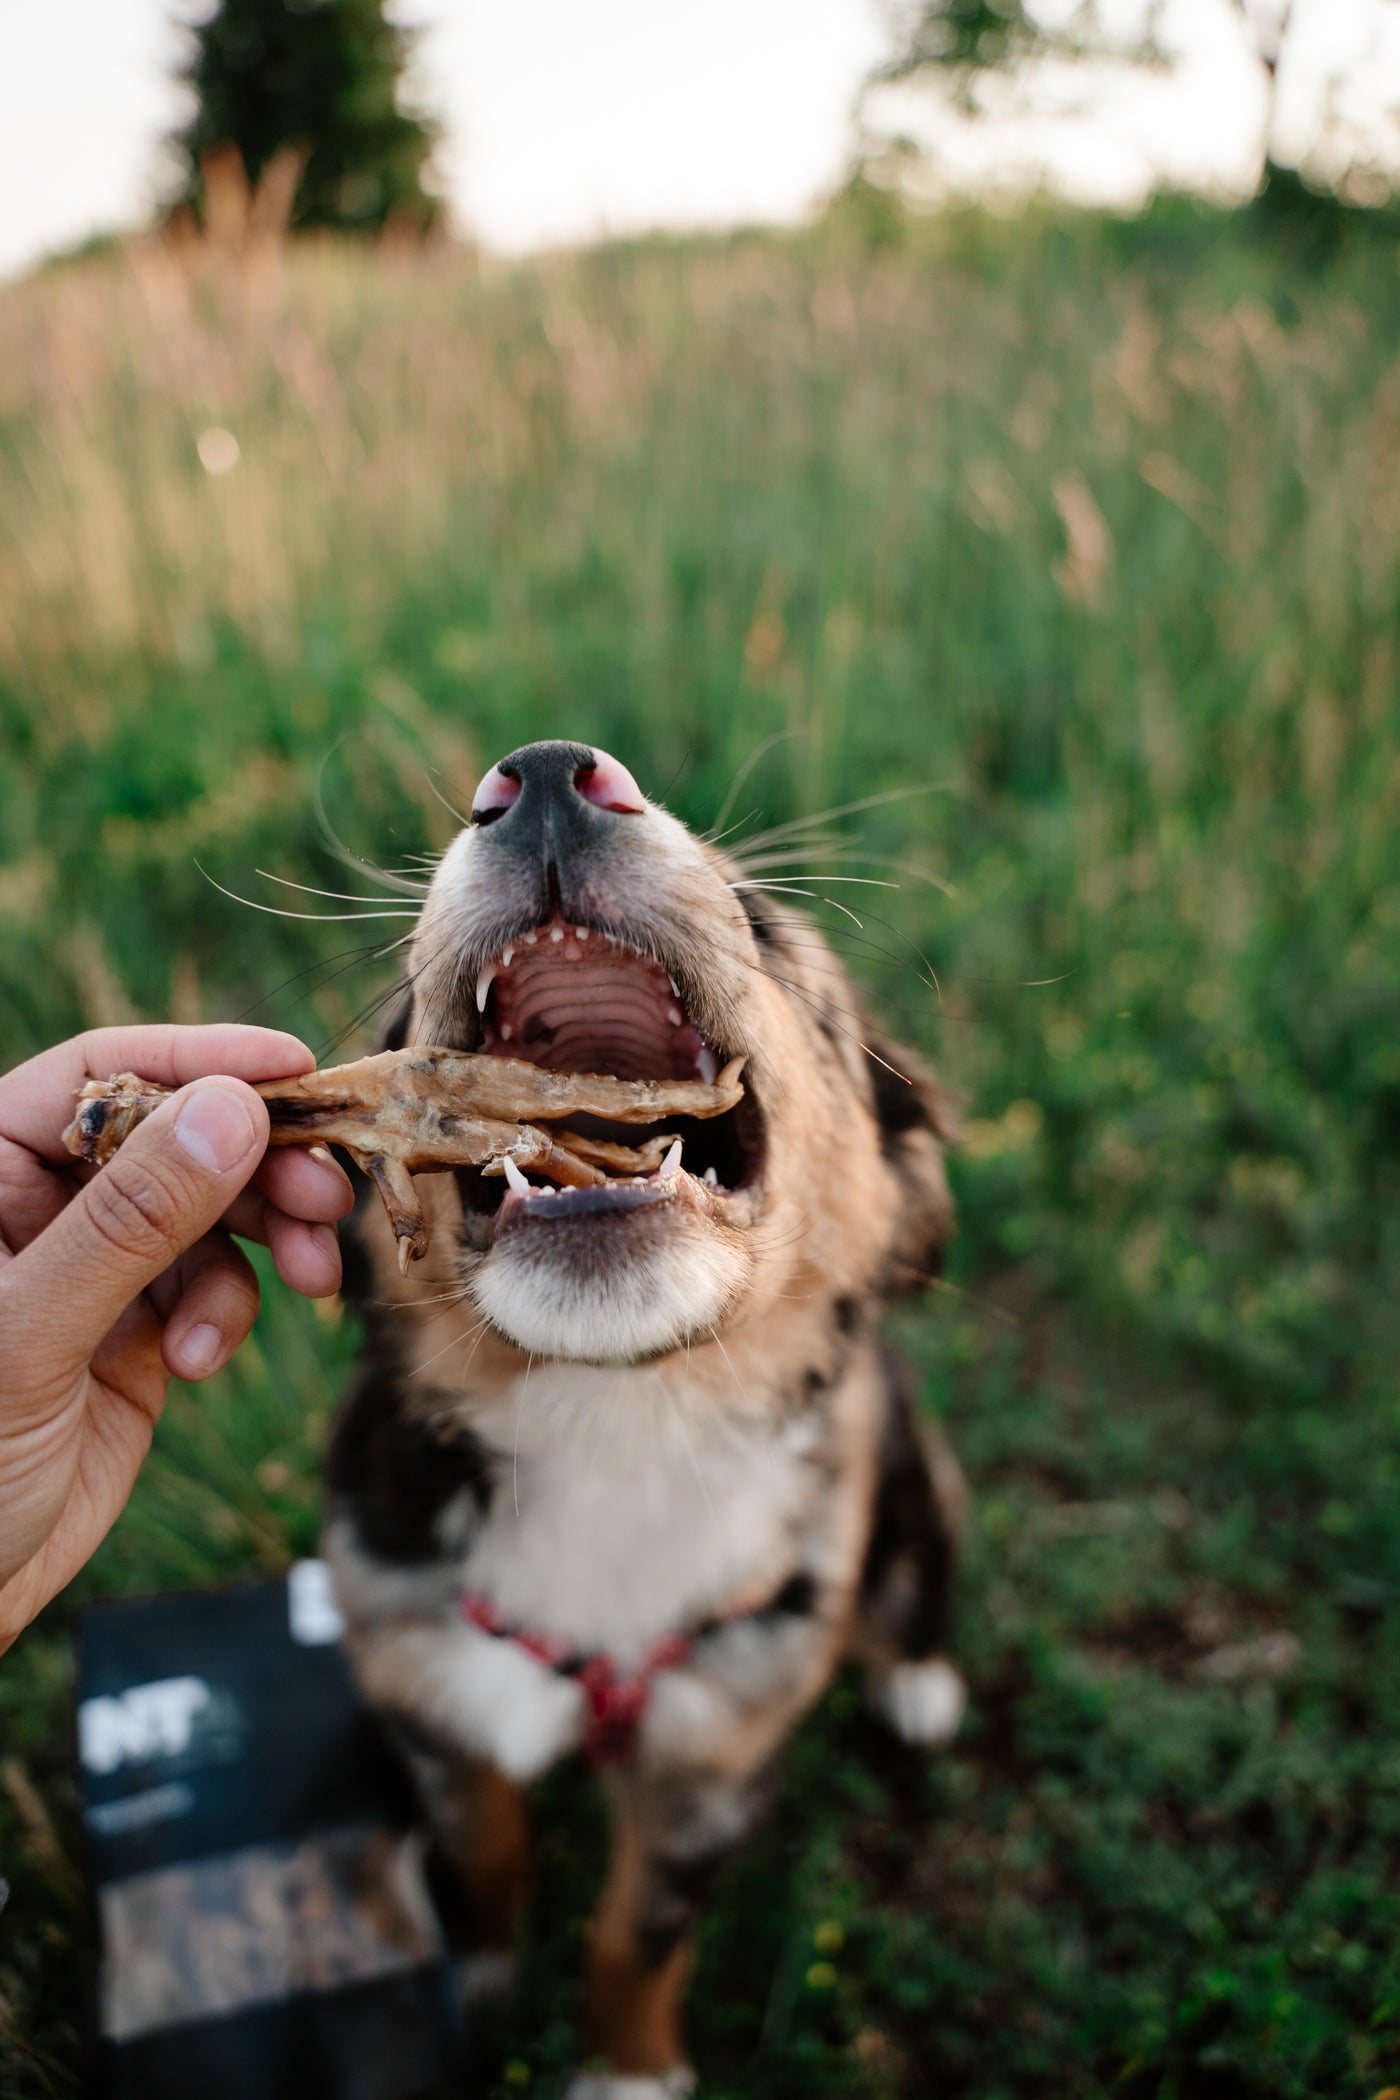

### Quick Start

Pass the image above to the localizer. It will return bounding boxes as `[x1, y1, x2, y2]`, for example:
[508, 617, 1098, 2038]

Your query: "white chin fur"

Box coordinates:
[564, 2072, 697, 2100]
[469, 1231, 746, 1363]
[869, 1658, 967, 1746]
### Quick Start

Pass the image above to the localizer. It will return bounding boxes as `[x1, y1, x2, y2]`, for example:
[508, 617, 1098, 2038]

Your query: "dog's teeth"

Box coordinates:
[668, 975, 680, 996]
[501, 944, 514, 968]
[703, 1166, 719, 1188]
[502, 1156, 530, 1195]
[475, 963, 498, 1012]
[523, 930, 537, 945]
[499, 1021, 513, 1041]
[576, 926, 590, 941]
[667, 1005, 683, 1027]
[549, 925, 564, 942]
[695, 1047, 718, 1084]
[659, 1139, 683, 1180]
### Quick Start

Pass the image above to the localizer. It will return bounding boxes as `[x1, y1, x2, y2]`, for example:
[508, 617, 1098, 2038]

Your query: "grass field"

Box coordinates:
[2, 195, 1399, 2097]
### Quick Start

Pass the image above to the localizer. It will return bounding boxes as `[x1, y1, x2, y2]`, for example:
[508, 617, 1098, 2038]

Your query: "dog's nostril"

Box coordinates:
[471, 763, 522, 825]
[574, 749, 644, 815]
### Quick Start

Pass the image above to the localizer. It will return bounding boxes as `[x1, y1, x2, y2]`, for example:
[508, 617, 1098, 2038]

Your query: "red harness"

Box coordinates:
[459, 1588, 758, 1765]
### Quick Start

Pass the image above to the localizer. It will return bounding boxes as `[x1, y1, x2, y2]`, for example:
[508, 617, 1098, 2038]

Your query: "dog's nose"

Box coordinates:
[472, 742, 644, 822]
[470, 741, 644, 871]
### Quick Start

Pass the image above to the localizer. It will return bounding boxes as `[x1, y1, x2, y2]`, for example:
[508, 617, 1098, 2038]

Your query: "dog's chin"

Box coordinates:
[467, 1209, 752, 1365]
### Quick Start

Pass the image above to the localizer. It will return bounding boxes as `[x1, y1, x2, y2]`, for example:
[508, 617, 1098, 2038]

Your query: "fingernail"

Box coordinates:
[177, 1323, 224, 1375]
[175, 1085, 259, 1173]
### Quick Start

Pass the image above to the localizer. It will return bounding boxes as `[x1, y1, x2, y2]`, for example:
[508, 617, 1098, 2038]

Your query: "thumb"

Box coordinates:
[8, 1079, 269, 1388]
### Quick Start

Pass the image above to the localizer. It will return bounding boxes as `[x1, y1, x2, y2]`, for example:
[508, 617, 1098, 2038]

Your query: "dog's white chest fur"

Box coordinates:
[463, 1364, 813, 1661]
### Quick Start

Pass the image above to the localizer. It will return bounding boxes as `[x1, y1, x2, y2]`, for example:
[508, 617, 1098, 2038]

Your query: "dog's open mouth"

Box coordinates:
[455, 918, 764, 1245]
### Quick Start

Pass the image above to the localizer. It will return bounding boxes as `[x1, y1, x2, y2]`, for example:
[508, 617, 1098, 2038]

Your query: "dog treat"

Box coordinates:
[63, 1047, 745, 1272]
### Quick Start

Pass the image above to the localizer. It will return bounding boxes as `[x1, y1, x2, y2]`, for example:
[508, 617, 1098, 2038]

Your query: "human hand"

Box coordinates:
[0, 1025, 354, 1648]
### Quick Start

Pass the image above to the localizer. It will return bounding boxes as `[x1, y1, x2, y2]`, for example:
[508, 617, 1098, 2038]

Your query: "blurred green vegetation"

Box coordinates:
[1, 196, 1398, 2095]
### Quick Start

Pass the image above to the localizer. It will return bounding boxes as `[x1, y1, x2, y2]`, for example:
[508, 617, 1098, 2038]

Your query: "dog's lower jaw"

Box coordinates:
[464, 1228, 751, 1363]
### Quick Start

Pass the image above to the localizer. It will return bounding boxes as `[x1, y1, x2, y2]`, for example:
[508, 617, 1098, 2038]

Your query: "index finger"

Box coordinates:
[0, 1026, 316, 1164]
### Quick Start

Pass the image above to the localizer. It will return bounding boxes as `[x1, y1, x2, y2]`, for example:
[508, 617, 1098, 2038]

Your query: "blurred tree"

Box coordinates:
[172, 0, 439, 236]
[874, 0, 1114, 94]
[859, 0, 1400, 215]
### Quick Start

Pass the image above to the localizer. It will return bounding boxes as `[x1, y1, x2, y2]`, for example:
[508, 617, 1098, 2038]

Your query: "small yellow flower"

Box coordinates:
[805, 1961, 838, 1990]
[813, 1920, 845, 1953]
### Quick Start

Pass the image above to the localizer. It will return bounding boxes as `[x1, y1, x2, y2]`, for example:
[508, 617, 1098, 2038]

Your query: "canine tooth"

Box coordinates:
[502, 944, 514, 967]
[695, 1047, 718, 1084]
[659, 1139, 683, 1180]
[475, 962, 498, 1012]
[667, 1005, 683, 1027]
[502, 1156, 530, 1195]
[703, 1166, 719, 1187]
[668, 975, 680, 996]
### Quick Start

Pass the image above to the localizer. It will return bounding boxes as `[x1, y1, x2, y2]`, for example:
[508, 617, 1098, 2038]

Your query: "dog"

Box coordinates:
[323, 739, 967, 2097]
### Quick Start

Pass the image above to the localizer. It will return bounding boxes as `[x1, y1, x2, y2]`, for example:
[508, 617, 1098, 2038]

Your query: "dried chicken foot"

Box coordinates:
[62, 1048, 744, 1274]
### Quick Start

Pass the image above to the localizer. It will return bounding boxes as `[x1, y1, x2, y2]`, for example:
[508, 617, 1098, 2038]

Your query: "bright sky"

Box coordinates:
[0, 0, 1397, 283]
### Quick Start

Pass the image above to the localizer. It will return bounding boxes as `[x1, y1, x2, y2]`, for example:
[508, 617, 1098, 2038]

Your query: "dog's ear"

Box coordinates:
[864, 1028, 958, 1295]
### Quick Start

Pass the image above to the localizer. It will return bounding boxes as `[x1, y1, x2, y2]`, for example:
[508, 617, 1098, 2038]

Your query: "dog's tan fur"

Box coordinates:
[323, 741, 963, 2096]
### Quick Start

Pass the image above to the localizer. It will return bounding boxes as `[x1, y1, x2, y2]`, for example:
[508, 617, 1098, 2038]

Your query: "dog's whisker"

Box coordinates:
[733, 923, 938, 997]
[513, 1352, 533, 1518]
[729, 876, 897, 891]
[731, 958, 916, 1081]
[409, 1315, 488, 1380]
[196, 861, 419, 922]
[424, 768, 472, 829]
[313, 932, 458, 1061]
[378, 1285, 474, 1311]
[705, 727, 808, 839]
[658, 1367, 719, 1527]
[232, 938, 397, 1025]
[255, 869, 429, 904]
[700, 807, 764, 848]
[312, 755, 431, 897]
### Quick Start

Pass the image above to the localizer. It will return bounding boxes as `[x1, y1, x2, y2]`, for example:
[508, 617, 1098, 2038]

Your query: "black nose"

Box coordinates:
[470, 741, 644, 869]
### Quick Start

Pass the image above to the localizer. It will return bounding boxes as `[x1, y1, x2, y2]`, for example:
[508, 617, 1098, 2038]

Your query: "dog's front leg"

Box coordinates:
[389, 1721, 531, 2000]
[569, 1767, 767, 2099]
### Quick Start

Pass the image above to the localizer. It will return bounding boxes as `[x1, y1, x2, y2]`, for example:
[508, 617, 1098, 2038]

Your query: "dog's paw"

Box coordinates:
[869, 1657, 967, 1746]
[563, 2069, 698, 2100]
[454, 1950, 517, 2002]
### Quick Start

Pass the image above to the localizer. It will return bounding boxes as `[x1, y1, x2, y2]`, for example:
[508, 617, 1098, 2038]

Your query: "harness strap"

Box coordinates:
[459, 1583, 778, 1765]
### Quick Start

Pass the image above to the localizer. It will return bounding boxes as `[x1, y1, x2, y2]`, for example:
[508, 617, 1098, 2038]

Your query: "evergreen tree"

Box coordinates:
[172, 0, 438, 235]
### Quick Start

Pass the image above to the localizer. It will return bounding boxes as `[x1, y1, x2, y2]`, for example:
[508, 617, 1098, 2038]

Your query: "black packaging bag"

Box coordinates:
[75, 1561, 467, 2100]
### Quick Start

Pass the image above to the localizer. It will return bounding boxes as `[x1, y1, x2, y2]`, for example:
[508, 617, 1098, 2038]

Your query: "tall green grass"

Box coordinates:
[2, 202, 1399, 2095]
